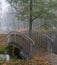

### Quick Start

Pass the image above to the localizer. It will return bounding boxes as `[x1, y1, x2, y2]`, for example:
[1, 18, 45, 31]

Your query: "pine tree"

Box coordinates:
[7, 0, 57, 32]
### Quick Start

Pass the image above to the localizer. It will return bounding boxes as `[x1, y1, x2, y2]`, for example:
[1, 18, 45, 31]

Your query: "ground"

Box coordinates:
[0, 31, 57, 65]
[0, 34, 7, 47]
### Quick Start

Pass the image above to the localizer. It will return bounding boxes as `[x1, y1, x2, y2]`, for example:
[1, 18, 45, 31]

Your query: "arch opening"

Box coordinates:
[8, 45, 23, 59]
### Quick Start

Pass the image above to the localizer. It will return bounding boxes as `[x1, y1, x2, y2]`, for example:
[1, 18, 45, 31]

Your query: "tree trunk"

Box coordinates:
[29, 20, 32, 32]
[29, 0, 32, 32]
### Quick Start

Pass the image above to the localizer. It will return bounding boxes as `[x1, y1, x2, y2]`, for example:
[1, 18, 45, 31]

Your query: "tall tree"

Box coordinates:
[7, 0, 57, 32]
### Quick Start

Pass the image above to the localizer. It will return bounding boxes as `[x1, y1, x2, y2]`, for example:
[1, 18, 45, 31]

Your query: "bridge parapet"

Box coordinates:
[7, 31, 35, 59]
[7, 31, 54, 59]
[25, 31, 54, 52]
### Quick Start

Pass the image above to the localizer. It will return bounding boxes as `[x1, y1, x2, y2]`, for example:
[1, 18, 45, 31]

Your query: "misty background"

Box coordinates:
[0, 0, 29, 33]
[0, 0, 57, 34]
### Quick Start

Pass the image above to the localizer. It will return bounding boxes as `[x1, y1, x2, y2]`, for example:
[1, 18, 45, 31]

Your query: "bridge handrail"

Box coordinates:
[7, 31, 54, 59]
[7, 31, 35, 59]
[27, 31, 54, 52]
[7, 31, 35, 46]
[25, 31, 54, 44]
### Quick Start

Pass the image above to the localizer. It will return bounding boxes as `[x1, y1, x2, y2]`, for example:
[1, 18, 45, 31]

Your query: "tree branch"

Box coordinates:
[8, 1, 19, 12]
[32, 13, 42, 22]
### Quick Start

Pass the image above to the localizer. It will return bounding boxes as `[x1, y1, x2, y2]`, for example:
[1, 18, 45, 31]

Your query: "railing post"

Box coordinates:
[15, 32, 16, 43]
[29, 43, 33, 59]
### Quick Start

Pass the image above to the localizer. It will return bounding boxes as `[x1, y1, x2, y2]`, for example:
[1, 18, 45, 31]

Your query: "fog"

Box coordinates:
[0, 0, 28, 33]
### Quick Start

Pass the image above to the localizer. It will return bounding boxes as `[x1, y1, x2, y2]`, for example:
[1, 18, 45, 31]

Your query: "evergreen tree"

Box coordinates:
[7, 0, 57, 32]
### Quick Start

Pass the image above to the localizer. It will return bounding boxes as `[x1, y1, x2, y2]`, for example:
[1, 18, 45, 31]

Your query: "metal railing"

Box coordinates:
[7, 31, 54, 59]
[25, 31, 54, 52]
[7, 31, 35, 59]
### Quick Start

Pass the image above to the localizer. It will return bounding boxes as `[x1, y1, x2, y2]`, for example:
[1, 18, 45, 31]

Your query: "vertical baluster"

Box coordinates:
[40, 35, 41, 46]
[38, 34, 40, 44]
[41, 36, 42, 47]
[37, 32, 38, 45]
[46, 37, 47, 51]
